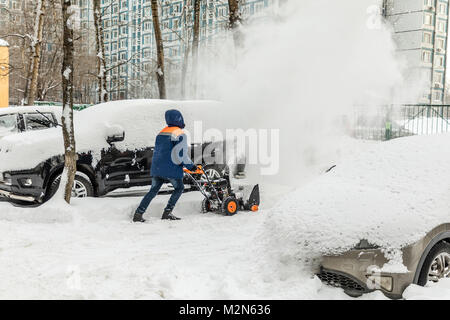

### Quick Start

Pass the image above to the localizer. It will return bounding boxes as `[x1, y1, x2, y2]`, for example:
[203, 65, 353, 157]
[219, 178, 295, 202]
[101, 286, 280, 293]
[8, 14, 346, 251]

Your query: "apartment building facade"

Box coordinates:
[99, 0, 274, 100]
[384, 0, 449, 104]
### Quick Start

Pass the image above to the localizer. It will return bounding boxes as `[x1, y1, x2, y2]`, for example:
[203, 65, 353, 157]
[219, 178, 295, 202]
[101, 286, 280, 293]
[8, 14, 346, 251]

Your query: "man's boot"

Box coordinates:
[133, 212, 146, 223]
[161, 209, 181, 220]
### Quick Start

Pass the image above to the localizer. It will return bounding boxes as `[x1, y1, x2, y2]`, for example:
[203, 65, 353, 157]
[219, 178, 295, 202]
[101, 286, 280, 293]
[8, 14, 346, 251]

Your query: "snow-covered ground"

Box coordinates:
[0, 185, 350, 300]
[1, 134, 449, 300]
[0, 173, 448, 299]
[1, 190, 444, 300]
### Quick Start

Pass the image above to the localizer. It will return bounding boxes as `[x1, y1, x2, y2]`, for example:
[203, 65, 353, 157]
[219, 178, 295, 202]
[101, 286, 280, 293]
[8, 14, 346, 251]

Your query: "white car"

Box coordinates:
[0, 106, 62, 139]
[264, 133, 450, 298]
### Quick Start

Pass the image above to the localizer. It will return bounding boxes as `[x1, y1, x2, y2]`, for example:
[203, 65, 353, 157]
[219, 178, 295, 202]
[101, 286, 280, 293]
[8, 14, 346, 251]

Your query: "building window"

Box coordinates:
[434, 91, 441, 101]
[437, 38, 445, 48]
[424, 14, 432, 25]
[440, 4, 447, 14]
[422, 50, 432, 62]
[424, 0, 433, 7]
[424, 32, 432, 44]
[173, 3, 181, 13]
[436, 56, 444, 67]
[438, 21, 446, 32]
[435, 73, 443, 84]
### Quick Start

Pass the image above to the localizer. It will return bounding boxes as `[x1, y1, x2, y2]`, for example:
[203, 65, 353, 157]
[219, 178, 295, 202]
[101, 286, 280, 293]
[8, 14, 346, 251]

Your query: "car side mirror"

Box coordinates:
[107, 131, 125, 144]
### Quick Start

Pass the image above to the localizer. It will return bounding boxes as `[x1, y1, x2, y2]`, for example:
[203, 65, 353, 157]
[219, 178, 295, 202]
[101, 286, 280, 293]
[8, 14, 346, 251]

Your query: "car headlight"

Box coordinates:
[0, 173, 12, 186]
[19, 178, 33, 187]
[354, 239, 379, 250]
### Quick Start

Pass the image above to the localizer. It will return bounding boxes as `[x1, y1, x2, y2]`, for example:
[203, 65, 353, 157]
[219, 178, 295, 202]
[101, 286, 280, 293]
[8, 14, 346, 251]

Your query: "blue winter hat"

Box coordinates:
[165, 109, 185, 129]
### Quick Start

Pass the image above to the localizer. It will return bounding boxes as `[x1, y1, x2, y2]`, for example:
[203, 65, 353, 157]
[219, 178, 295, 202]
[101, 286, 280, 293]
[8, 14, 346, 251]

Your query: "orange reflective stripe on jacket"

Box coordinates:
[159, 126, 184, 138]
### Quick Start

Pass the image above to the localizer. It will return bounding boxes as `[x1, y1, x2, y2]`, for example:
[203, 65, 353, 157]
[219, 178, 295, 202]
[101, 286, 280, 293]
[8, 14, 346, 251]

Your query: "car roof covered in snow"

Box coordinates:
[0, 105, 62, 116]
[0, 39, 8, 46]
[76, 99, 223, 150]
[0, 99, 224, 172]
[262, 134, 450, 269]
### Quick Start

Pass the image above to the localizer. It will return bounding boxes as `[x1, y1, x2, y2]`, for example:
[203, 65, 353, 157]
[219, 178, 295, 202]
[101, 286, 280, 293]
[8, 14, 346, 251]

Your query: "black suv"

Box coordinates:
[0, 101, 234, 204]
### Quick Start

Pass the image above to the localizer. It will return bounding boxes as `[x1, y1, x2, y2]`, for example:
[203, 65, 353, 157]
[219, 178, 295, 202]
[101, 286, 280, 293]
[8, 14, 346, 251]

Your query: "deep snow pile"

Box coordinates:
[0, 100, 222, 172]
[259, 134, 450, 270]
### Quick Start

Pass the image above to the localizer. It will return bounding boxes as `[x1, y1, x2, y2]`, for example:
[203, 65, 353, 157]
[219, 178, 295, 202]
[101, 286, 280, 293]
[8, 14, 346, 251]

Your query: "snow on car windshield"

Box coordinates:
[0, 100, 223, 172]
[0, 114, 18, 137]
[259, 133, 450, 270]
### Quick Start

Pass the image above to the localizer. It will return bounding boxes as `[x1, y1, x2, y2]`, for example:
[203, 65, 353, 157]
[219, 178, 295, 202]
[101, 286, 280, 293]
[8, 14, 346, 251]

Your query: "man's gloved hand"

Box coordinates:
[196, 165, 204, 174]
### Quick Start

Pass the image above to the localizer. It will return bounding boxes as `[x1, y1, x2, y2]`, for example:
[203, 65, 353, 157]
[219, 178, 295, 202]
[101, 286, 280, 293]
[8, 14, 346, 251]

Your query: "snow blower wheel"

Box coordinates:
[201, 198, 212, 213]
[222, 197, 239, 216]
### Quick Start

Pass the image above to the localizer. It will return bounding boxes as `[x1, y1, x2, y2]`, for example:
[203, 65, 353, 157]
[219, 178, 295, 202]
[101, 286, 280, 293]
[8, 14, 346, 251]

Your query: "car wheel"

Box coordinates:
[47, 173, 94, 201]
[202, 164, 227, 180]
[418, 241, 450, 286]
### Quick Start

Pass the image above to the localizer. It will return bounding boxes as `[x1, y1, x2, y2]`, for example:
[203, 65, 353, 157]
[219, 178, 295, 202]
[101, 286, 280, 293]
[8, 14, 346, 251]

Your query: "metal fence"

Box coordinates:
[353, 104, 450, 141]
[33, 101, 92, 111]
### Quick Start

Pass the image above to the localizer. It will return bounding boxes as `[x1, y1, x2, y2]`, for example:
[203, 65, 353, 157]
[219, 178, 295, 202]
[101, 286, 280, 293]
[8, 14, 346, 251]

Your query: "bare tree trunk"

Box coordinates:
[93, 0, 108, 103]
[191, 0, 201, 96]
[61, 0, 76, 204]
[227, 0, 243, 48]
[181, 42, 190, 98]
[150, 0, 166, 99]
[26, 0, 46, 106]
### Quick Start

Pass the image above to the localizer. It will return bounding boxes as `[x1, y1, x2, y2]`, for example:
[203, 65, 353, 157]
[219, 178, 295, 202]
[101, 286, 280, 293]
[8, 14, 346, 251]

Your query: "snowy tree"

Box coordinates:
[61, 0, 77, 204]
[0, 0, 97, 105]
[151, 0, 166, 99]
[228, 0, 243, 48]
[26, 0, 46, 106]
[93, 0, 108, 103]
[191, 0, 201, 96]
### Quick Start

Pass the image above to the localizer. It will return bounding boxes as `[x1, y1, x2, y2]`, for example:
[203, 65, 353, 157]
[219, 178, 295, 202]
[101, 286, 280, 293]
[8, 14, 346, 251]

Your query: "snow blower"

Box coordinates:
[183, 166, 260, 216]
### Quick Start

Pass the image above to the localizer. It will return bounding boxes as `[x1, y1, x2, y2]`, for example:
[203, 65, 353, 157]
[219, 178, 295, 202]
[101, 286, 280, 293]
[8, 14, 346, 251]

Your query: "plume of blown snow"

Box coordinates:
[195, 0, 404, 185]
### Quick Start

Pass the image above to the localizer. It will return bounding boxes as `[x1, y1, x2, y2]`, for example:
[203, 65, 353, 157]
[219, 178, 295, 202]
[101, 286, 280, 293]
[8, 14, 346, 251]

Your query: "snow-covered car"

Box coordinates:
[0, 106, 62, 139]
[0, 100, 235, 203]
[265, 134, 450, 299]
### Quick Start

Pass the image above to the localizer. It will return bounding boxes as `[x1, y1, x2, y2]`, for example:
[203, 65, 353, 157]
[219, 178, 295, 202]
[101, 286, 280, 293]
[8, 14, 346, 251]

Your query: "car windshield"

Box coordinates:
[0, 114, 18, 136]
[23, 113, 56, 131]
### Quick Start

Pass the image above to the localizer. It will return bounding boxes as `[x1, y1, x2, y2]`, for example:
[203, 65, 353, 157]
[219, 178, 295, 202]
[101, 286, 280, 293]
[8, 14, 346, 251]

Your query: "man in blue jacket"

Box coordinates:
[133, 109, 200, 222]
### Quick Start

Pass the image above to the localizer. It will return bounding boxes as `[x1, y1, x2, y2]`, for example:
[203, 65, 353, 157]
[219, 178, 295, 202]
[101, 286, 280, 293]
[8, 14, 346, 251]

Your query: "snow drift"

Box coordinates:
[260, 134, 450, 270]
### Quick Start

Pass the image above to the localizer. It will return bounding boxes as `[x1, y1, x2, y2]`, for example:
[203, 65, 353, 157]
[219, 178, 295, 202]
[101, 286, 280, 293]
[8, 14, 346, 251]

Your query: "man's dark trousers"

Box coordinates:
[135, 176, 184, 214]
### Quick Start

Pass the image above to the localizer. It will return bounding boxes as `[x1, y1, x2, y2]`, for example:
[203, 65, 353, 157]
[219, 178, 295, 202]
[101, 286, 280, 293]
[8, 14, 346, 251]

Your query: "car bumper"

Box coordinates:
[0, 189, 36, 202]
[318, 249, 415, 299]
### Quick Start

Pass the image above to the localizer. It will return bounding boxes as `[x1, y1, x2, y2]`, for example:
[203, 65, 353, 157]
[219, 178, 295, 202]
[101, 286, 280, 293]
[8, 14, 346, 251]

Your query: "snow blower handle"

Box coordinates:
[183, 165, 204, 175]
